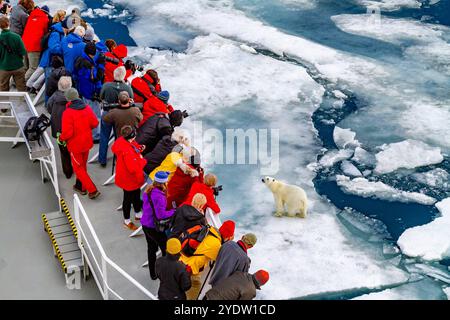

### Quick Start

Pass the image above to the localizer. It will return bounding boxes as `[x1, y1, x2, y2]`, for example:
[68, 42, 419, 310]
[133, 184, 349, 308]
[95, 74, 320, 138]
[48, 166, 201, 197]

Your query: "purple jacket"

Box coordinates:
[141, 188, 175, 229]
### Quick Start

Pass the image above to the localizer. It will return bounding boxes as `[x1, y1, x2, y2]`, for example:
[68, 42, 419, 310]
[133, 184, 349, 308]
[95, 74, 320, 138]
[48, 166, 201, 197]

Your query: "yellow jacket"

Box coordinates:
[149, 152, 182, 181]
[180, 227, 222, 275]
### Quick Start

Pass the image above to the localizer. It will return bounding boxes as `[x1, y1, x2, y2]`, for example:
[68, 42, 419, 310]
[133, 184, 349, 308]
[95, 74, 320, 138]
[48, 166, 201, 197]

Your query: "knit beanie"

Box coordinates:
[41, 6, 50, 13]
[158, 90, 170, 103]
[154, 171, 170, 184]
[166, 238, 182, 255]
[84, 42, 97, 56]
[254, 270, 269, 287]
[64, 88, 79, 101]
[242, 233, 257, 247]
[219, 220, 235, 240]
[84, 27, 95, 42]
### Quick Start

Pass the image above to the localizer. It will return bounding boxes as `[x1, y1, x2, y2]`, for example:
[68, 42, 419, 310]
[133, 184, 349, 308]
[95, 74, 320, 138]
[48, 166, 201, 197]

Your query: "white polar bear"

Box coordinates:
[262, 176, 308, 218]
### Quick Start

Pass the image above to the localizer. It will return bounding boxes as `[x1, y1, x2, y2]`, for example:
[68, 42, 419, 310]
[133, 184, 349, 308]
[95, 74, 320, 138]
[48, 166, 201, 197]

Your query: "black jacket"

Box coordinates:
[46, 66, 70, 99]
[47, 90, 68, 138]
[169, 205, 207, 239]
[155, 254, 191, 300]
[143, 136, 178, 175]
[136, 113, 173, 155]
[205, 271, 259, 300]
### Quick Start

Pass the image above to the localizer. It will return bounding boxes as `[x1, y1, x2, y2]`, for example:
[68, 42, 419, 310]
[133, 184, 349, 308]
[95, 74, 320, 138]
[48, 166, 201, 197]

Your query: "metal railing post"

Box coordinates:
[102, 256, 109, 300]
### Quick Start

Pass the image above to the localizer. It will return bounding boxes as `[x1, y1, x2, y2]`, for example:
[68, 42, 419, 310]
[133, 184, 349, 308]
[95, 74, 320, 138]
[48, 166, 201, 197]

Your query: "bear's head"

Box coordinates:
[262, 176, 279, 192]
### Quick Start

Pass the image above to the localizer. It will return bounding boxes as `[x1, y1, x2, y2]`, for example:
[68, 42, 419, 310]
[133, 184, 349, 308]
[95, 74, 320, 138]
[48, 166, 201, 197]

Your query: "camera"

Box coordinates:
[182, 110, 189, 118]
[213, 185, 223, 197]
[97, 53, 120, 66]
[125, 60, 144, 73]
[0, 1, 11, 15]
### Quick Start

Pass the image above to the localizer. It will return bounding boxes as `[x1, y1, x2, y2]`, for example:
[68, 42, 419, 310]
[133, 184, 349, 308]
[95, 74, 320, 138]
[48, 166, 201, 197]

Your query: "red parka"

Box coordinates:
[59, 100, 99, 154]
[111, 137, 147, 191]
[167, 165, 204, 209]
[183, 181, 221, 214]
[131, 74, 162, 103]
[104, 45, 132, 83]
[140, 95, 174, 126]
[22, 8, 49, 52]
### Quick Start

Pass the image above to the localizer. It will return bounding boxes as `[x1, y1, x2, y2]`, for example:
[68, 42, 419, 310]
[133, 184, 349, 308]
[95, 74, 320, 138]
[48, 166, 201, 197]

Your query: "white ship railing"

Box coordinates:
[0, 91, 60, 205]
[73, 194, 157, 300]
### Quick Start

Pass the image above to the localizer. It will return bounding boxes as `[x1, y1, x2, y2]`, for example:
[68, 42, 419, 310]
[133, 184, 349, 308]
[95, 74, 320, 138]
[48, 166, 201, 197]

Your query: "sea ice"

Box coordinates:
[374, 140, 443, 174]
[352, 147, 376, 167]
[336, 175, 437, 205]
[398, 198, 450, 261]
[412, 169, 450, 189]
[341, 161, 363, 177]
[333, 127, 361, 149]
[319, 149, 354, 168]
[352, 279, 445, 300]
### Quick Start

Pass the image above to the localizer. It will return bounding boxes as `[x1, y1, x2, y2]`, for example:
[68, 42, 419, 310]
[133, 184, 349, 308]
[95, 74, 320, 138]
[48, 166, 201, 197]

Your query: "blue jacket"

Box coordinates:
[39, 23, 65, 68]
[62, 33, 86, 74]
[73, 52, 104, 100]
[96, 41, 108, 54]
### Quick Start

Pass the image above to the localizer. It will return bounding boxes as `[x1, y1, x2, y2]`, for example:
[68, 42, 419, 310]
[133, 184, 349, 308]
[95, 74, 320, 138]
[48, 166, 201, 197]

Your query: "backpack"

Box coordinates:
[23, 114, 51, 146]
[179, 225, 219, 257]
[148, 190, 173, 233]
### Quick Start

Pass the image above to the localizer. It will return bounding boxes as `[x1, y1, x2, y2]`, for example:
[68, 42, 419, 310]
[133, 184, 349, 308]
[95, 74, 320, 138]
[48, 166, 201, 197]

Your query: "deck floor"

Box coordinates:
[0, 140, 100, 299]
[47, 118, 161, 299]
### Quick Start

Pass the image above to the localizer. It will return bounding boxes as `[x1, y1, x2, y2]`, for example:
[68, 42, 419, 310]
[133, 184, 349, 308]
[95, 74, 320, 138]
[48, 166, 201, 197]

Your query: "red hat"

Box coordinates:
[254, 270, 269, 286]
[219, 220, 235, 240]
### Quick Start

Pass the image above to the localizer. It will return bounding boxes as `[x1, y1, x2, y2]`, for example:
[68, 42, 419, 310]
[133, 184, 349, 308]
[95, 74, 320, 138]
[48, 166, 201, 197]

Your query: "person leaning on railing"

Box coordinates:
[98, 68, 135, 167]
[141, 171, 176, 280]
[0, 15, 27, 93]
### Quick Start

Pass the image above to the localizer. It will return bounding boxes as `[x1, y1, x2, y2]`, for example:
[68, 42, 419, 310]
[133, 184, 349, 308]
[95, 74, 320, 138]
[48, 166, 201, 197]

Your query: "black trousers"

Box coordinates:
[123, 189, 142, 220]
[142, 226, 167, 279]
[59, 144, 73, 179]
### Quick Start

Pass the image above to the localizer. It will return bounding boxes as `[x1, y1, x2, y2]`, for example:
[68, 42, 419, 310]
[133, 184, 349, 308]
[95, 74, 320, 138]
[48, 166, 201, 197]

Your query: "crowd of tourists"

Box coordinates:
[0, 0, 269, 300]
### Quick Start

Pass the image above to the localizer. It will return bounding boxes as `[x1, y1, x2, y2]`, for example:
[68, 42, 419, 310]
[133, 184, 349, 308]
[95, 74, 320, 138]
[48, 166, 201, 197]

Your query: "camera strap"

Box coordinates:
[0, 39, 20, 57]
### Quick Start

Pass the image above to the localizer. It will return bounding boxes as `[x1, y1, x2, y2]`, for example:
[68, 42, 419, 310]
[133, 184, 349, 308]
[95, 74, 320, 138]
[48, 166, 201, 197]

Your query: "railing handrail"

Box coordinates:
[74, 194, 157, 300]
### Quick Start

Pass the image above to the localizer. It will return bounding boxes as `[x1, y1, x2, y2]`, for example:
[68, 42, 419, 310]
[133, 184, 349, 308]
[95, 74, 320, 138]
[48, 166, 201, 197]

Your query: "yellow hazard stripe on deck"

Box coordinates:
[42, 214, 67, 273]
[60, 198, 78, 239]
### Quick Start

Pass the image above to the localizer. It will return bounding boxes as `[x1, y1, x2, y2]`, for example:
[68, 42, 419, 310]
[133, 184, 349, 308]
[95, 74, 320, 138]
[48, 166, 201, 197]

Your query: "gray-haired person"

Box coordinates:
[98, 66, 134, 167]
[47, 76, 73, 179]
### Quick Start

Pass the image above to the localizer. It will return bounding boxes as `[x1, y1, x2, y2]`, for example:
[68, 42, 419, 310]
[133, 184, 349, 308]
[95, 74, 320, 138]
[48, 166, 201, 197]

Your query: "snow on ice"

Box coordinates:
[398, 198, 450, 261]
[374, 140, 443, 174]
[336, 175, 437, 205]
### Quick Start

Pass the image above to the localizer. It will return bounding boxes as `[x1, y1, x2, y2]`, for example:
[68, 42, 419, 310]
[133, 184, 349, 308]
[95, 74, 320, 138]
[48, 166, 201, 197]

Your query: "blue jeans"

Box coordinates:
[83, 98, 101, 141]
[99, 111, 114, 165]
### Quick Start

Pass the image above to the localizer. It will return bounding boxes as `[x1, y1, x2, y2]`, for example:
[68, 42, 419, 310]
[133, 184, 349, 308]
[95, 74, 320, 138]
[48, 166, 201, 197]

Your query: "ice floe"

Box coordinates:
[398, 198, 450, 261]
[353, 147, 376, 167]
[412, 169, 450, 189]
[333, 127, 361, 149]
[341, 161, 363, 177]
[353, 279, 445, 300]
[374, 140, 443, 175]
[336, 175, 437, 205]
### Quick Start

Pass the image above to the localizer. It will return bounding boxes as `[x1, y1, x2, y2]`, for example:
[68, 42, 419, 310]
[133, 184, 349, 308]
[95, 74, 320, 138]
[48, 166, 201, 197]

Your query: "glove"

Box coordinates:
[189, 169, 199, 178]
[56, 133, 66, 147]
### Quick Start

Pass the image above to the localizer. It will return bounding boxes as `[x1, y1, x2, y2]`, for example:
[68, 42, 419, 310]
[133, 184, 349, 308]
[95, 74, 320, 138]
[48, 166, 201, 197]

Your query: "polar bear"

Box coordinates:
[262, 177, 308, 218]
